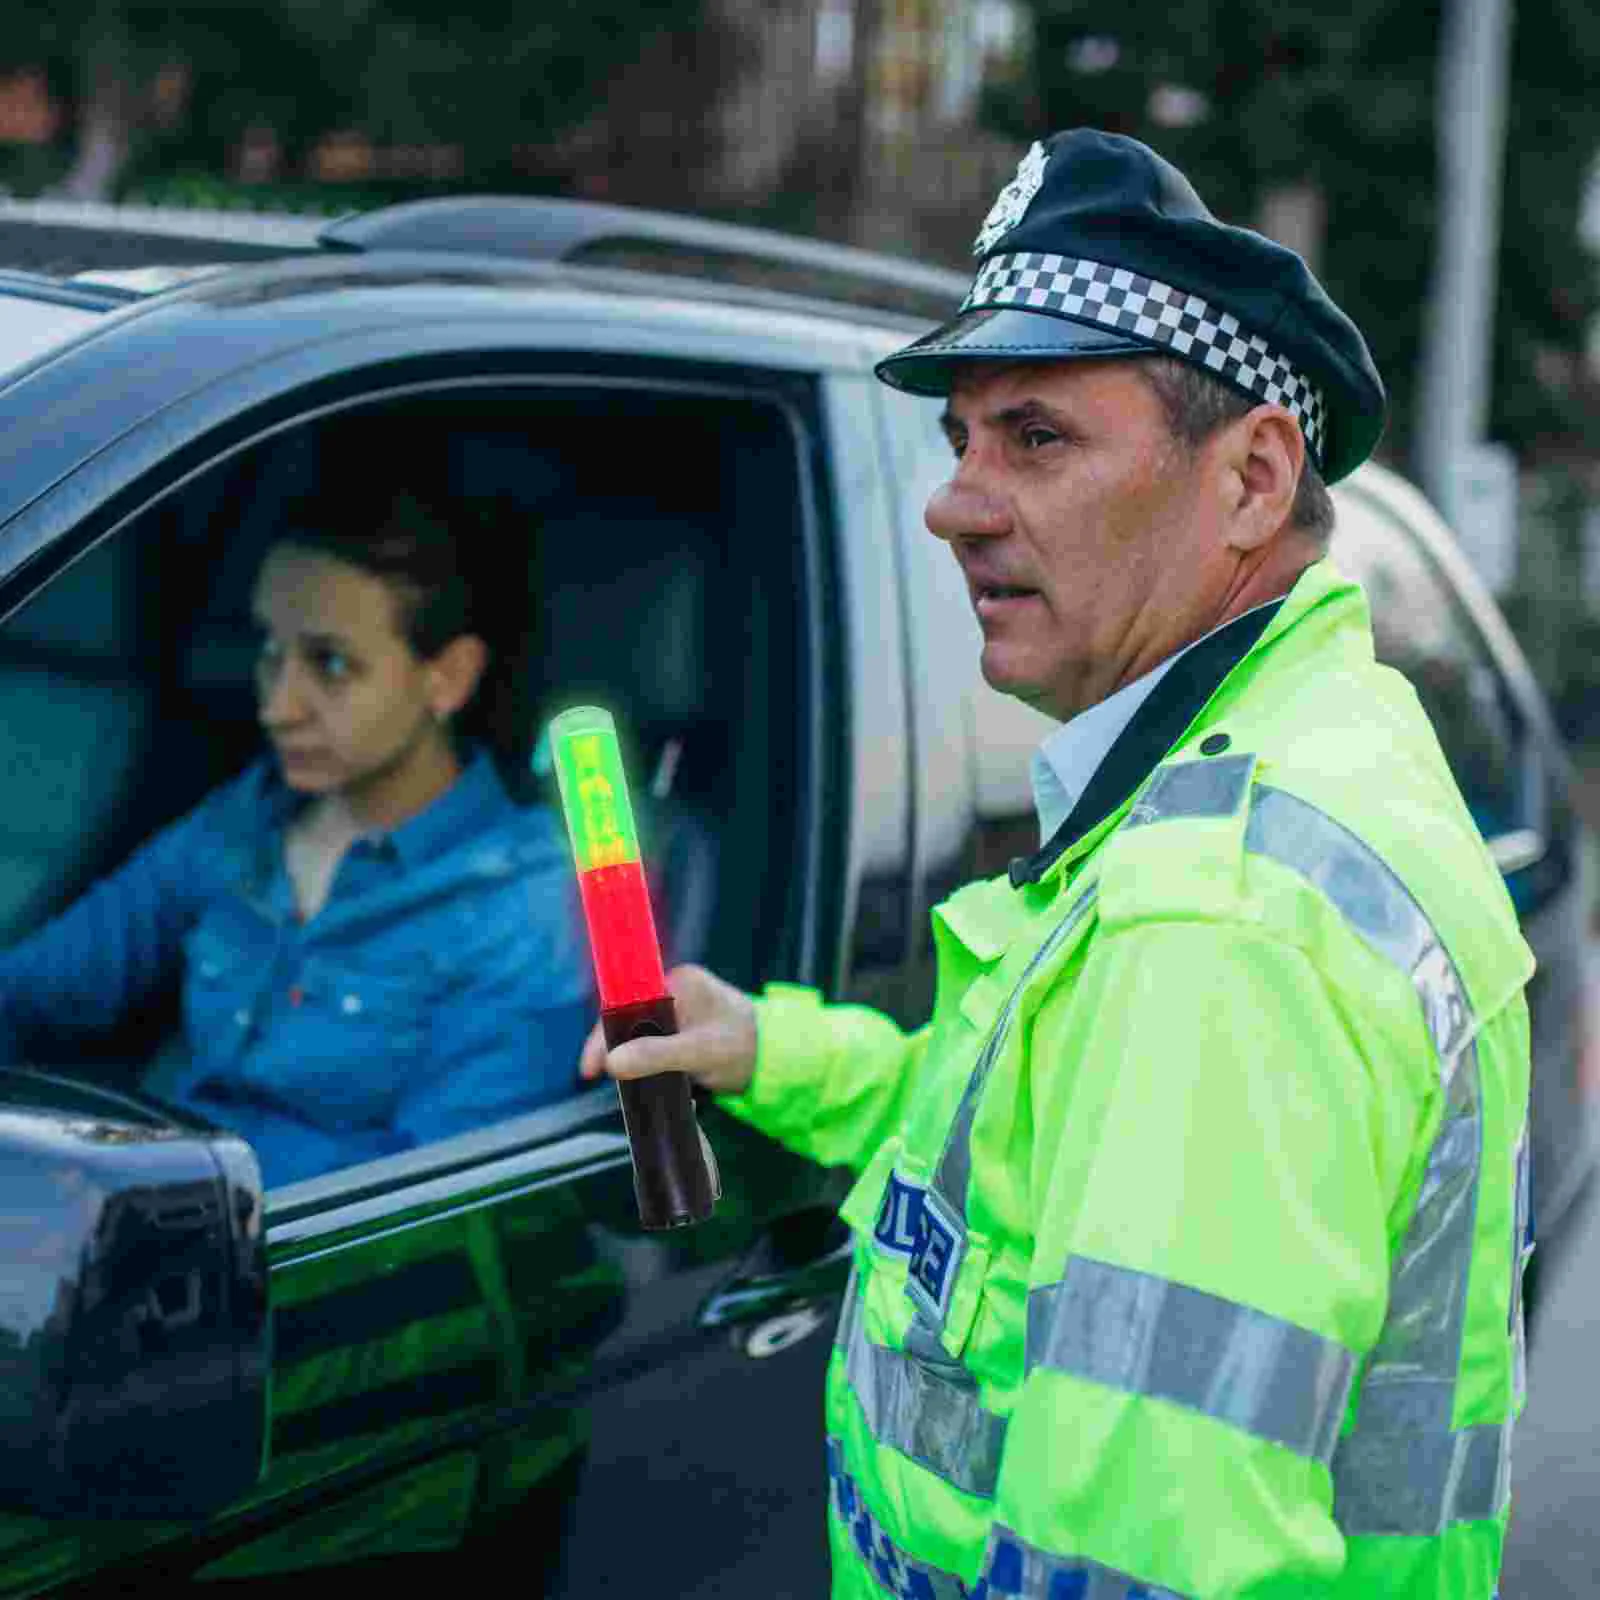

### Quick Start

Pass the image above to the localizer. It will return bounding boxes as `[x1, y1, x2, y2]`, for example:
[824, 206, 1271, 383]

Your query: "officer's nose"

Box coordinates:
[925, 476, 1012, 543]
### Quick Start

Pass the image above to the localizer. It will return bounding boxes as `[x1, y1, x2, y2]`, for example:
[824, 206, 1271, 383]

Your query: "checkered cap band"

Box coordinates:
[964, 252, 1328, 466]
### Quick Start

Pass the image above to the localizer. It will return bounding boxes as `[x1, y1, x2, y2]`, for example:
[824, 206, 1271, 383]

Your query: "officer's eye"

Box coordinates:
[1019, 424, 1060, 451]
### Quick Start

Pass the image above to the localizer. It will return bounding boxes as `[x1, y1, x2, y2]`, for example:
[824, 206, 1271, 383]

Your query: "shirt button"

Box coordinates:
[342, 993, 363, 1015]
[233, 1009, 250, 1028]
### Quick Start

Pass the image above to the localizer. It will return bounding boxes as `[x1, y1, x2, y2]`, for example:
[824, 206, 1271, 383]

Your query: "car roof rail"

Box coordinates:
[318, 195, 970, 323]
[0, 196, 327, 249]
[0, 267, 138, 309]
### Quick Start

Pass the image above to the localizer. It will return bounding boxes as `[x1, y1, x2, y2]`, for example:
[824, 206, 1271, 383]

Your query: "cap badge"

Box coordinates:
[972, 140, 1049, 258]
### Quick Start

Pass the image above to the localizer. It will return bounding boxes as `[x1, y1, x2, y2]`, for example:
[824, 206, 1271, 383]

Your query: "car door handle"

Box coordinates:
[697, 1223, 855, 1331]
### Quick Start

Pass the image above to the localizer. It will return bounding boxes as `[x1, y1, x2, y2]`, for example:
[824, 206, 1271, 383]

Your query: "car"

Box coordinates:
[0, 195, 1588, 1598]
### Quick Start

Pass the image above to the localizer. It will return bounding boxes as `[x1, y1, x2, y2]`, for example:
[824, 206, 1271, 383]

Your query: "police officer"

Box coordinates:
[580, 128, 1532, 1598]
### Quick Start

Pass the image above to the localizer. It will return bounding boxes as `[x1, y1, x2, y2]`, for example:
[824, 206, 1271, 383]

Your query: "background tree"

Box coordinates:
[986, 0, 1600, 470]
[0, 0, 738, 206]
[0, 1, 337, 199]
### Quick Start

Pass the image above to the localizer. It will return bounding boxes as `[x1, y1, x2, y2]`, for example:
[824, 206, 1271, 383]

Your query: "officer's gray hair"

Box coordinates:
[1137, 356, 1336, 546]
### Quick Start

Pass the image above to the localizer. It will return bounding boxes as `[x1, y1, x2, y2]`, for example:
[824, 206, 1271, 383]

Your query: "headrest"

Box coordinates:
[538, 520, 711, 731]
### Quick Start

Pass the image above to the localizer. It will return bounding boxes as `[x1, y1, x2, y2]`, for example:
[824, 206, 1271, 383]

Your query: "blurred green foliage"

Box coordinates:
[989, 0, 1600, 467]
[120, 172, 351, 214]
[0, 0, 729, 204]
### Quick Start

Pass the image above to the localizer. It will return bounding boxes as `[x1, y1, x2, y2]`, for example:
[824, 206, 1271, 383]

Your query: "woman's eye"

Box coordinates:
[313, 649, 351, 682]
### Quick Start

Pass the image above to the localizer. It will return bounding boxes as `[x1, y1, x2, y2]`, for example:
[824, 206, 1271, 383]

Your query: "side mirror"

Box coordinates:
[0, 1068, 268, 1519]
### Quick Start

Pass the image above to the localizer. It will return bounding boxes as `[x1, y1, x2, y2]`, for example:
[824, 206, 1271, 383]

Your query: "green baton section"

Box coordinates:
[548, 706, 641, 873]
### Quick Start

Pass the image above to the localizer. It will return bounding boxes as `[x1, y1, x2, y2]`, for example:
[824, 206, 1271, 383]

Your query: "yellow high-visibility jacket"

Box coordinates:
[723, 558, 1534, 1598]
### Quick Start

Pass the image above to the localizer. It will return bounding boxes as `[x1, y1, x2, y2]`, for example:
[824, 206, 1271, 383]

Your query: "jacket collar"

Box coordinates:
[1005, 558, 1359, 888]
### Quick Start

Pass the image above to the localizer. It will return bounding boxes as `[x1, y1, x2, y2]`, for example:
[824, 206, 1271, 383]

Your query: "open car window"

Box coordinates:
[0, 376, 812, 1191]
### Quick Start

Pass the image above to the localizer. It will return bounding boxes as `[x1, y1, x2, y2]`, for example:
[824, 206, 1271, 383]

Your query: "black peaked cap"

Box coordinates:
[875, 129, 1387, 484]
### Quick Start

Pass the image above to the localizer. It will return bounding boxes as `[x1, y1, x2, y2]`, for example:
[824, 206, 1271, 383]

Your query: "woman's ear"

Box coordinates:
[427, 634, 490, 720]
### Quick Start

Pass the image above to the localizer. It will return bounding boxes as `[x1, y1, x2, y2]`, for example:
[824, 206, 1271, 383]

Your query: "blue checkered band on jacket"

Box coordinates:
[963, 252, 1328, 468]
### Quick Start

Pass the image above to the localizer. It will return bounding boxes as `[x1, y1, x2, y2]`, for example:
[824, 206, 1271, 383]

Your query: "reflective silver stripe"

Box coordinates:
[1511, 1118, 1532, 1409]
[1124, 752, 1257, 829]
[928, 882, 1099, 1233]
[1245, 785, 1498, 1535]
[826, 1438, 976, 1600]
[1328, 1413, 1511, 1536]
[1245, 786, 1475, 1076]
[1330, 1043, 1500, 1533]
[1026, 1256, 1355, 1463]
[836, 1258, 863, 1351]
[843, 1291, 1008, 1499]
[981, 1523, 1188, 1598]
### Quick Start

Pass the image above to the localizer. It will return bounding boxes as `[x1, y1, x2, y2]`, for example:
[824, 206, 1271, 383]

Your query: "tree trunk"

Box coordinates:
[1256, 181, 1325, 274]
[55, 11, 136, 203]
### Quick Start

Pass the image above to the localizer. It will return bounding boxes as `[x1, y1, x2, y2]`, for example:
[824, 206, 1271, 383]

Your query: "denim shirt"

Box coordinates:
[0, 749, 593, 1187]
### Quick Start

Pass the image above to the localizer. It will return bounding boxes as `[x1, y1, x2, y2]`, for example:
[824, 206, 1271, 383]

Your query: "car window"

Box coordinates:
[1331, 488, 1525, 844]
[0, 528, 155, 948]
[0, 376, 815, 1191]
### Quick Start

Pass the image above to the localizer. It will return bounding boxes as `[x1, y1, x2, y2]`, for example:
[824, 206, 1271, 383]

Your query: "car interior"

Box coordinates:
[0, 381, 812, 1112]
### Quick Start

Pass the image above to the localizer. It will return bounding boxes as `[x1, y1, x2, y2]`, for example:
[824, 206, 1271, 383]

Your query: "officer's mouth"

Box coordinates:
[973, 584, 1042, 620]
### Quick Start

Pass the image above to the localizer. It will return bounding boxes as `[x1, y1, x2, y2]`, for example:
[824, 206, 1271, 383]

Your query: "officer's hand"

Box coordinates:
[578, 963, 758, 1097]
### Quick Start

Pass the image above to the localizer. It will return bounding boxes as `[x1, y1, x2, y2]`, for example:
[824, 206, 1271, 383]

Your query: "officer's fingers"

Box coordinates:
[662, 963, 719, 1025]
[601, 1031, 699, 1082]
[662, 964, 758, 1095]
[578, 1018, 610, 1081]
[581, 967, 757, 1092]
[665, 963, 752, 1032]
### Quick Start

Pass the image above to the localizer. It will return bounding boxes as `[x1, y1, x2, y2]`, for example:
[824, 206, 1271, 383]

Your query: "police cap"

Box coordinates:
[875, 129, 1387, 485]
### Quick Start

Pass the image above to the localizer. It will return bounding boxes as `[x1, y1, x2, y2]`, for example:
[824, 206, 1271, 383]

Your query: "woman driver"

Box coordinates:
[0, 490, 592, 1187]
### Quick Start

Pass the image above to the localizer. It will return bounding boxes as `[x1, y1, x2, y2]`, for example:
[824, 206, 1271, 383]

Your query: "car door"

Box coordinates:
[0, 345, 860, 1594]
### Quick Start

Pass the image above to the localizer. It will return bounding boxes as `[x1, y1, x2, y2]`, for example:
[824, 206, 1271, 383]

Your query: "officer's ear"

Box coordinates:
[1214, 406, 1303, 553]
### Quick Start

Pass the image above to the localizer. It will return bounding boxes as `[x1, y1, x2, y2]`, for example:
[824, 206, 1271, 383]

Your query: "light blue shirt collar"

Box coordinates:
[1029, 601, 1280, 846]
[260, 743, 511, 872]
[1029, 657, 1182, 846]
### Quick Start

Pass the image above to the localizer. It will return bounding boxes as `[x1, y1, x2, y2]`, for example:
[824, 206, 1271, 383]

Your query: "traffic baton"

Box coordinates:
[547, 706, 720, 1229]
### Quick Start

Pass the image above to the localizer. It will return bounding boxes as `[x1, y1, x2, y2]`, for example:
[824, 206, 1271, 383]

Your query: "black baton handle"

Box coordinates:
[602, 995, 720, 1229]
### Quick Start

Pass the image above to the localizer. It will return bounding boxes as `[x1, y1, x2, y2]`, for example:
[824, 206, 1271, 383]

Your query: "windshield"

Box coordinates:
[0, 292, 103, 378]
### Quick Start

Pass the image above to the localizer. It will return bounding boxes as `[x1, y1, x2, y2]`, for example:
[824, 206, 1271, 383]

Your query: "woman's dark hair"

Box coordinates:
[274, 487, 540, 798]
